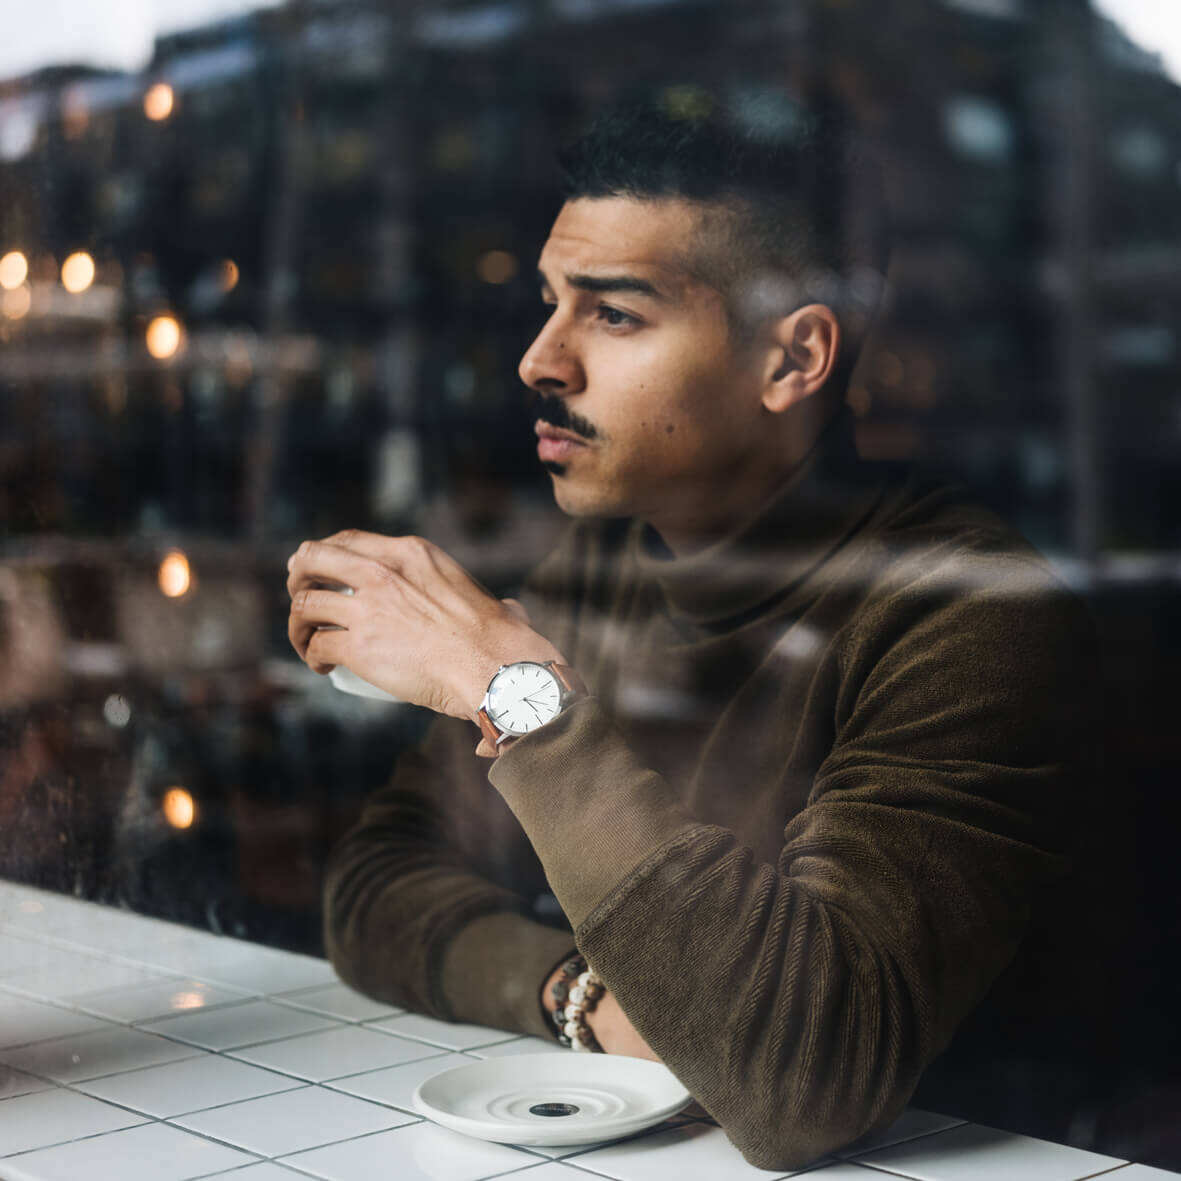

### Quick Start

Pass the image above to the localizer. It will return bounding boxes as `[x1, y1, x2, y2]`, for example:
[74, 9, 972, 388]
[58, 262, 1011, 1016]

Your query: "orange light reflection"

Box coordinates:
[0, 251, 28, 290]
[146, 314, 183, 360]
[144, 83, 175, 122]
[162, 787, 196, 829]
[158, 550, 192, 598]
[61, 252, 95, 294]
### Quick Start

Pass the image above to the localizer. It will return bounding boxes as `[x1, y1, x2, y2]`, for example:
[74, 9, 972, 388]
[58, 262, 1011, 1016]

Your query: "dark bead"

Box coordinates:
[562, 958, 583, 978]
[551, 980, 569, 1004]
[552, 1006, 566, 1027]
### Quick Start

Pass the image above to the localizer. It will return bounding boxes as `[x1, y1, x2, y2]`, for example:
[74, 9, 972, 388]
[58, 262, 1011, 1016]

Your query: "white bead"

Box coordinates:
[577, 971, 593, 988]
[563, 1020, 580, 1040]
[565, 1003, 584, 1020]
[568, 984, 587, 1005]
[571, 1037, 592, 1052]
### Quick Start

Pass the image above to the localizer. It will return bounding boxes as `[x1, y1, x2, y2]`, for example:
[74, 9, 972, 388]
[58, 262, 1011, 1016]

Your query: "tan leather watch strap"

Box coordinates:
[476, 709, 503, 749]
[550, 662, 587, 696]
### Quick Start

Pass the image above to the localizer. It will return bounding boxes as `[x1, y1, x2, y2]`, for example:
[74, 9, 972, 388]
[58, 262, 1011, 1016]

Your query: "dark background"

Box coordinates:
[0, 0, 1177, 1166]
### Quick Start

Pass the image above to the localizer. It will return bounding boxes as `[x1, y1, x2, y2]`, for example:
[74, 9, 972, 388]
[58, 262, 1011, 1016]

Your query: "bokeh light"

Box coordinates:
[146, 314, 183, 360]
[61, 251, 95, 294]
[218, 259, 240, 293]
[158, 549, 192, 598]
[1, 284, 31, 320]
[162, 787, 196, 829]
[144, 82, 175, 122]
[476, 250, 519, 285]
[0, 251, 28, 290]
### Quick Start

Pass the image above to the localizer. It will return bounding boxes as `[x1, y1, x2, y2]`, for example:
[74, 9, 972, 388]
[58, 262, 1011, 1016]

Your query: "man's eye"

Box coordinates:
[597, 305, 636, 327]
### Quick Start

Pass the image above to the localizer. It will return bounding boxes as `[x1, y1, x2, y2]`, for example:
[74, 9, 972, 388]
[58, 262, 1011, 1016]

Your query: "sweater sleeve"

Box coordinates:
[321, 709, 578, 1040]
[487, 556, 1098, 1169]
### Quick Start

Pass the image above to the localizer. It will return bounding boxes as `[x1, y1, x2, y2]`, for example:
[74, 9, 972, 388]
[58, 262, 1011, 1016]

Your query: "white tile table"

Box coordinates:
[0, 882, 1172, 1181]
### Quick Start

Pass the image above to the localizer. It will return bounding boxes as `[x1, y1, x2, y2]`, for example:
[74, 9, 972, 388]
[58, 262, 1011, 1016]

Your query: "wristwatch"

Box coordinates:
[476, 661, 586, 750]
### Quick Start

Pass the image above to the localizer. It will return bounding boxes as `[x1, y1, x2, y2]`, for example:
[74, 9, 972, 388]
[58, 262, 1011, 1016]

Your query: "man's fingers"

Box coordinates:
[288, 588, 354, 660]
[288, 616, 342, 664]
[296, 532, 488, 597]
[317, 530, 435, 568]
[305, 625, 347, 674]
[287, 540, 394, 599]
[290, 587, 356, 627]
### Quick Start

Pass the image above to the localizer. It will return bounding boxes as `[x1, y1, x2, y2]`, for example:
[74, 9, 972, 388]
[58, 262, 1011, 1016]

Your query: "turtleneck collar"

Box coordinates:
[631, 410, 893, 628]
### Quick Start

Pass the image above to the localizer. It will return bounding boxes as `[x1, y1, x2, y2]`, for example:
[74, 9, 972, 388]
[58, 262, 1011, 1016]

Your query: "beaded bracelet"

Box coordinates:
[548, 953, 606, 1052]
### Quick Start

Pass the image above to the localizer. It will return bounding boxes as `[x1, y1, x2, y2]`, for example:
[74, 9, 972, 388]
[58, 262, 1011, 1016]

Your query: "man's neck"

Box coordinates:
[648, 402, 845, 558]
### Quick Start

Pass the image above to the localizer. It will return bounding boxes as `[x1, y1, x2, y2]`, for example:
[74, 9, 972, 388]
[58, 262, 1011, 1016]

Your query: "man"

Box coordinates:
[287, 96, 1105, 1168]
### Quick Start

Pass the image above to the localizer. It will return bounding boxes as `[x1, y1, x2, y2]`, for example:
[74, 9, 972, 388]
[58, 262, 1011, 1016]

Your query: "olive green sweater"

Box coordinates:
[323, 424, 1104, 1169]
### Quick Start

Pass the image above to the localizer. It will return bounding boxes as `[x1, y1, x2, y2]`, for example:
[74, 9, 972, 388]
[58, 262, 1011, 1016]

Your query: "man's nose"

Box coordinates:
[518, 315, 584, 395]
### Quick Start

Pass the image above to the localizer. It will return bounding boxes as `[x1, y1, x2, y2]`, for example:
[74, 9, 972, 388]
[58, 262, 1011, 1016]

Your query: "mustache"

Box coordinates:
[532, 394, 598, 441]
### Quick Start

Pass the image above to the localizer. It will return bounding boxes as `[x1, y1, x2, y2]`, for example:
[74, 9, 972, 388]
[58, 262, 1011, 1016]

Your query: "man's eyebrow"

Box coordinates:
[536, 269, 668, 301]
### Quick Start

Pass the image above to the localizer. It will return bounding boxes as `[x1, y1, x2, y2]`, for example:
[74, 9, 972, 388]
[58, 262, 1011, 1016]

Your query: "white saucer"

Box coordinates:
[412, 1053, 691, 1146]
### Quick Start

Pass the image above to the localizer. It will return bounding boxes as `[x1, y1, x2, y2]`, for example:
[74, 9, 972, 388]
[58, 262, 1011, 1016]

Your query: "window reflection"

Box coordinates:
[0, 0, 1177, 1164]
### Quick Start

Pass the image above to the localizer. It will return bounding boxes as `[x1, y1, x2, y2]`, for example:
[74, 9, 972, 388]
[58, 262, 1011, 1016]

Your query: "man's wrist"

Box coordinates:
[541, 961, 565, 1014]
[542, 953, 606, 1052]
[466, 637, 568, 722]
[472, 651, 582, 757]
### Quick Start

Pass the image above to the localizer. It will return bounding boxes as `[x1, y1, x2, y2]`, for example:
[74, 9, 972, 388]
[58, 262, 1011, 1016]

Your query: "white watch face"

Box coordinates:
[486, 663, 562, 736]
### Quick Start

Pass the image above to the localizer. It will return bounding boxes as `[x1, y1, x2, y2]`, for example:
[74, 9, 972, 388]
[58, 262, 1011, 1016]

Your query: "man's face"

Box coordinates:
[520, 197, 770, 542]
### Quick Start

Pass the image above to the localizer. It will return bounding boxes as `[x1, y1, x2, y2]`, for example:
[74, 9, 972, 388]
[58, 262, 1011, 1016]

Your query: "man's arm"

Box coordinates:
[485, 555, 1099, 1169]
[322, 708, 579, 1037]
[289, 530, 584, 1036]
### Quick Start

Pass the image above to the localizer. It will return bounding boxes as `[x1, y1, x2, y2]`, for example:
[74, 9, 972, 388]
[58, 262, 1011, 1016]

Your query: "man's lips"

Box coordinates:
[535, 421, 590, 463]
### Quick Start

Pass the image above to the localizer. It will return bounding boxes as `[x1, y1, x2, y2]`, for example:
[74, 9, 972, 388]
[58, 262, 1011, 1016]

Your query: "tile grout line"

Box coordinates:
[0, 1002, 465, 1081]
[0, 926, 203, 975]
[0, 1017, 508, 1123]
[0, 927, 338, 1002]
[833, 1160, 957, 1180]
[0, 1077, 436, 1174]
[836, 1120, 973, 1163]
[0, 1110, 271, 1168]
[0, 1069, 312, 1163]
[262, 1119, 522, 1169]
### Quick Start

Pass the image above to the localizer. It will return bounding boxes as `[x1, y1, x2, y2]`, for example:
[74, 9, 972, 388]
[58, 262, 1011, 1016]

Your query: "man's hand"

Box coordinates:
[287, 530, 565, 721]
[541, 962, 660, 1061]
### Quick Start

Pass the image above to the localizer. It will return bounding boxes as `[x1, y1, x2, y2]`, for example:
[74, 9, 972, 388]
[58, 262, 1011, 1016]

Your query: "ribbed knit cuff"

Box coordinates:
[488, 697, 696, 929]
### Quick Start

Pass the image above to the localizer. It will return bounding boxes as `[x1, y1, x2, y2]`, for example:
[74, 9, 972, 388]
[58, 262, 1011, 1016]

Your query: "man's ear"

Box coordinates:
[761, 304, 841, 414]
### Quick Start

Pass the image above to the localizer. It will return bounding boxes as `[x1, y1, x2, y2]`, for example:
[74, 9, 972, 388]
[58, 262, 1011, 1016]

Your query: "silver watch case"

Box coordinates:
[479, 660, 572, 743]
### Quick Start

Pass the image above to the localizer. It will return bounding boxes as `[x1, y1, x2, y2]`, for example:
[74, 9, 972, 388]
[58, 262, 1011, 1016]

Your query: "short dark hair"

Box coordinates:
[558, 86, 887, 378]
